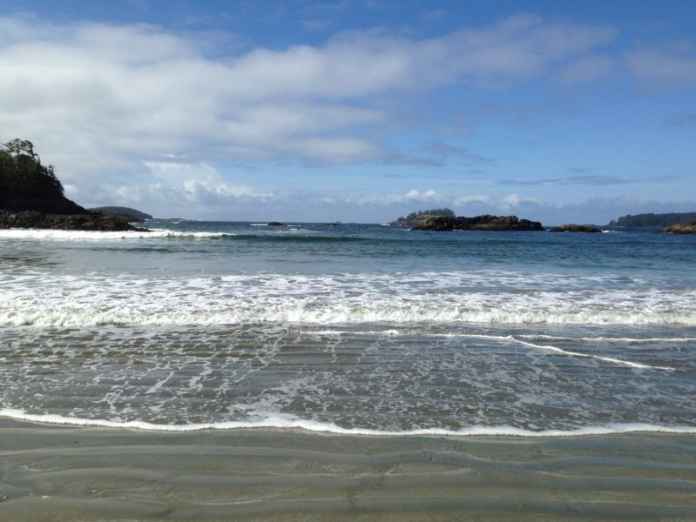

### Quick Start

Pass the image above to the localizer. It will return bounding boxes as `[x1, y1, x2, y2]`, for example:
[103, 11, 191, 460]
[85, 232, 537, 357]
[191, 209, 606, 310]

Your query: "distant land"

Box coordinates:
[0, 139, 146, 231]
[607, 212, 696, 230]
[90, 206, 153, 222]
[390, 208, 455, 228]
[393, 208, 696, 234]
[390, 208, 543, 231]
[0, 139, 85, 215]
[3, 138, 696, 235]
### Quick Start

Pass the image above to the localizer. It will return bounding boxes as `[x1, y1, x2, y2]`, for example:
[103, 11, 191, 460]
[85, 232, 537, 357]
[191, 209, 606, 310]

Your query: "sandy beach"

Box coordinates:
[1, 419, 695, 521]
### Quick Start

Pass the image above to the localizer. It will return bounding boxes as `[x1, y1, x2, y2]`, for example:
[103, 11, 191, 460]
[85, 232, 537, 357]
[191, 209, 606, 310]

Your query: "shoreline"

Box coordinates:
[3, 410, 696, 438]
[2, 418, 696, 521]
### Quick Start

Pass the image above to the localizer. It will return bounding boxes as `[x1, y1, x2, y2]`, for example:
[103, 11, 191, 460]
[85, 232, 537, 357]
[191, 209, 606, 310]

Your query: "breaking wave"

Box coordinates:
[2, 271, 696, 328]
[0, 228, 365, 243]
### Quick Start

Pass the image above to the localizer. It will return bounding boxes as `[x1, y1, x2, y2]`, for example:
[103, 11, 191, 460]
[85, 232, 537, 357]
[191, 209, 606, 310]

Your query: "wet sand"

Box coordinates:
[1, 419, 696, 521]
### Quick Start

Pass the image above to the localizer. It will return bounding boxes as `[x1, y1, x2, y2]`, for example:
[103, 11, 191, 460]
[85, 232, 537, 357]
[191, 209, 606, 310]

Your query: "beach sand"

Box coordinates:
[1, 418, 696, 521]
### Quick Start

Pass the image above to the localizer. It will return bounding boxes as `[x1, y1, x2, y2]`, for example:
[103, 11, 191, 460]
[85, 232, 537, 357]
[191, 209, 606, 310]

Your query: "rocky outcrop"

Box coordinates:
[411, 214, 544, 232]
[665, 223, 696, 234]
[89, 206, 152, 222]
[1, 139, 149, 232]
[549, 224, 601, 233]
[608, 212, 696, 230]
[0, 210, 148, 231]
[391, 209, 456, 228]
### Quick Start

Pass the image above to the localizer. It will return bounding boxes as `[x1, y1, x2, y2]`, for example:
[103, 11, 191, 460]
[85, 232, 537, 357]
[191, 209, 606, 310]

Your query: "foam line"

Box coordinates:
[2, 408, 696, 437]
[511, 338, 674, 371]
[518, 334, 696, 343]
[305, 330, 674, 370]
[0, 228, 231, 241]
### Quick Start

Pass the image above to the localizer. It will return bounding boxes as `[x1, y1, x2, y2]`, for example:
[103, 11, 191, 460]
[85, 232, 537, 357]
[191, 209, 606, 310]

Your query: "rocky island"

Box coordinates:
[391, 208, 544, 231]
[89, 206, 153, 222]
[549, 224, 601, 233]
[607, 212, 696, 231]
[665, 222, 696, 234]
[0, 139, 148, 231]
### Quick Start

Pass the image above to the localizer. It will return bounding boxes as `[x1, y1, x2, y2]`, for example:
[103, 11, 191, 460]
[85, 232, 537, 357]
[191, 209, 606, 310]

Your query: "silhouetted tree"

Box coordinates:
[0, 138, 84, 214]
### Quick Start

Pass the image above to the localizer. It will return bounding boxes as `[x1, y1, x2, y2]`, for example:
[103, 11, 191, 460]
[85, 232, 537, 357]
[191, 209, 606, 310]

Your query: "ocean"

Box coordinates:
[1, 221, 696, 436]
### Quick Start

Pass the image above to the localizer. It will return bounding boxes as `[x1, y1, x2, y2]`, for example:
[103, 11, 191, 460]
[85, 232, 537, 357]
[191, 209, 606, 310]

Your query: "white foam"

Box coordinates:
[2, 271, 696, 328]
[511, 338, 673, 371]
[2, 408, 696, 437]
[0, 228, 231, 241]
[519, 334, 696, 343]
[305, 330, 674, 370]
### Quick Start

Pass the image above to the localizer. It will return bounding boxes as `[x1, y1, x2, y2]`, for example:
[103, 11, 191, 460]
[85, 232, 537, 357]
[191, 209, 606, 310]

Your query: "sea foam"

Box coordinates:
[1, 271, 695, 327]
[0, 228, 235, 241]
[2, 408, 696, 437]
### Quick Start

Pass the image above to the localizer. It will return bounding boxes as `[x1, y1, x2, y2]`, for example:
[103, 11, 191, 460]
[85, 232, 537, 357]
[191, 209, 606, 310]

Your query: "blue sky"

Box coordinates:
[1, 1, 695, 223]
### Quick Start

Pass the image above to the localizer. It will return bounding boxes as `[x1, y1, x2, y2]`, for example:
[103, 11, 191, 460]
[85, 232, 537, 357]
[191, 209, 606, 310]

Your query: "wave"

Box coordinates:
[0, 228, 227, 241]
[2, 408, 696, 437]
[2, 271, 696, 327]
[0, 228, 365, 243]
[4, 307, 695, 328]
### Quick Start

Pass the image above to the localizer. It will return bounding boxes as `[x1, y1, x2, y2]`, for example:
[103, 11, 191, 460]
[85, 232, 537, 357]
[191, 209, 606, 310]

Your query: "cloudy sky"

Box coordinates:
[1, 0, 695, 224]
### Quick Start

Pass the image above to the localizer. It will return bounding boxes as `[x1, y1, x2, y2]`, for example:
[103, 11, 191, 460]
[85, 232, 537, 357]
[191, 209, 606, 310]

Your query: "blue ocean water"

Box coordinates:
[1, 221, 695, 434]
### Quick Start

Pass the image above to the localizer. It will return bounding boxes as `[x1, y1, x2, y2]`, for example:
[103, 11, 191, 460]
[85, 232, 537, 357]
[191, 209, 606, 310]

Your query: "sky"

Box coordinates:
[1, 0, 695, 224]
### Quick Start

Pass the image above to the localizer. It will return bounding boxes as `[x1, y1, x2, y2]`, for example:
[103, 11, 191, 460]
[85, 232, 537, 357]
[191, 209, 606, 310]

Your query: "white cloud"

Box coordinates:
[0, 14, 617, 170]
[626, 47, 696, 84]
[144, 161, 272, 202]
[75, 161, 274, 217]
[354, 189, 444, 206]
[500, 193, 540, 209]
[0, 13, 621, 216]
[559, 55, 613, 82]
[453, 194, 490, 205]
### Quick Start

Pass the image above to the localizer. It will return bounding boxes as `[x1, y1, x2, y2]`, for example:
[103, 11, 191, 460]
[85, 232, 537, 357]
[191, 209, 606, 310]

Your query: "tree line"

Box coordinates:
[0, 139, 85, 214]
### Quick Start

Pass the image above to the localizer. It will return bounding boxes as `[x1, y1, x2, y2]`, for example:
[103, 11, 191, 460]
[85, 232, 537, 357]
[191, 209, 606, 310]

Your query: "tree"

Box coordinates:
[4, 138, 39, 160]
[0, 138, 83, 213]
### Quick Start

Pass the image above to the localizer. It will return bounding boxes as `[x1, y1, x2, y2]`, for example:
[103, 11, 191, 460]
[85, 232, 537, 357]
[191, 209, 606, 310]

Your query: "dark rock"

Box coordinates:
[0, 210, 148, 231]
[665, 222, 696, 234]
[549, 224, 601, 233]
[267, 221, 287, 227]
[607, 212, 696, 230]
[390, 208, 455, 228]
[411, 214, 544, 232]
[89, 206, 153, 222]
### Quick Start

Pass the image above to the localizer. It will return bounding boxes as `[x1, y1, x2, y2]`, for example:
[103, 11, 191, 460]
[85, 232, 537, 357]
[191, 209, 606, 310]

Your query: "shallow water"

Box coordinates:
[1, 221, 695, 434]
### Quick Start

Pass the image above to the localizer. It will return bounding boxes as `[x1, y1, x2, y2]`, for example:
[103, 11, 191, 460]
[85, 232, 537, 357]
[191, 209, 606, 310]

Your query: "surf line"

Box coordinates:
[509, 338, 673, 371]
[305, 329, 674, 371]
[427, 333, 674, 371]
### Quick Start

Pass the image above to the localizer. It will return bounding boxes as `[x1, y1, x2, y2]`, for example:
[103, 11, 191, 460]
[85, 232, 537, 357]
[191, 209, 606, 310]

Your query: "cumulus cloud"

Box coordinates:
[350, 188, 444, 206]
[0, 14, 616, 169]
[79, 161, 274, 218]
[0, 13, 626, 217]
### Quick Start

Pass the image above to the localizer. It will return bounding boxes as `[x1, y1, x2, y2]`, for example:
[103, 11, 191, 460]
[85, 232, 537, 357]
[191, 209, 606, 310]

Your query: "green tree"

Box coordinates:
[1, 138, 83, 214]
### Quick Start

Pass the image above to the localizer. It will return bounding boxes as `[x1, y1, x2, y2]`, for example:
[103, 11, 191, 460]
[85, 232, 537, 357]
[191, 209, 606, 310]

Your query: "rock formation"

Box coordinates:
[408, 214, 544, 231]
[550, 224, 601, 233]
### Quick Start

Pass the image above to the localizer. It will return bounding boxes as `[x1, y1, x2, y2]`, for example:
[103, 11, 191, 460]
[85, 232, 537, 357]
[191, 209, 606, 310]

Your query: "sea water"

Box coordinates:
[1, 221, 695, 435]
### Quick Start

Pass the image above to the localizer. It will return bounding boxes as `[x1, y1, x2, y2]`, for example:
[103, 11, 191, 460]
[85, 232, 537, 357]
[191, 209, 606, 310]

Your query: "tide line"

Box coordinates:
[1, 408, 696, 437]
